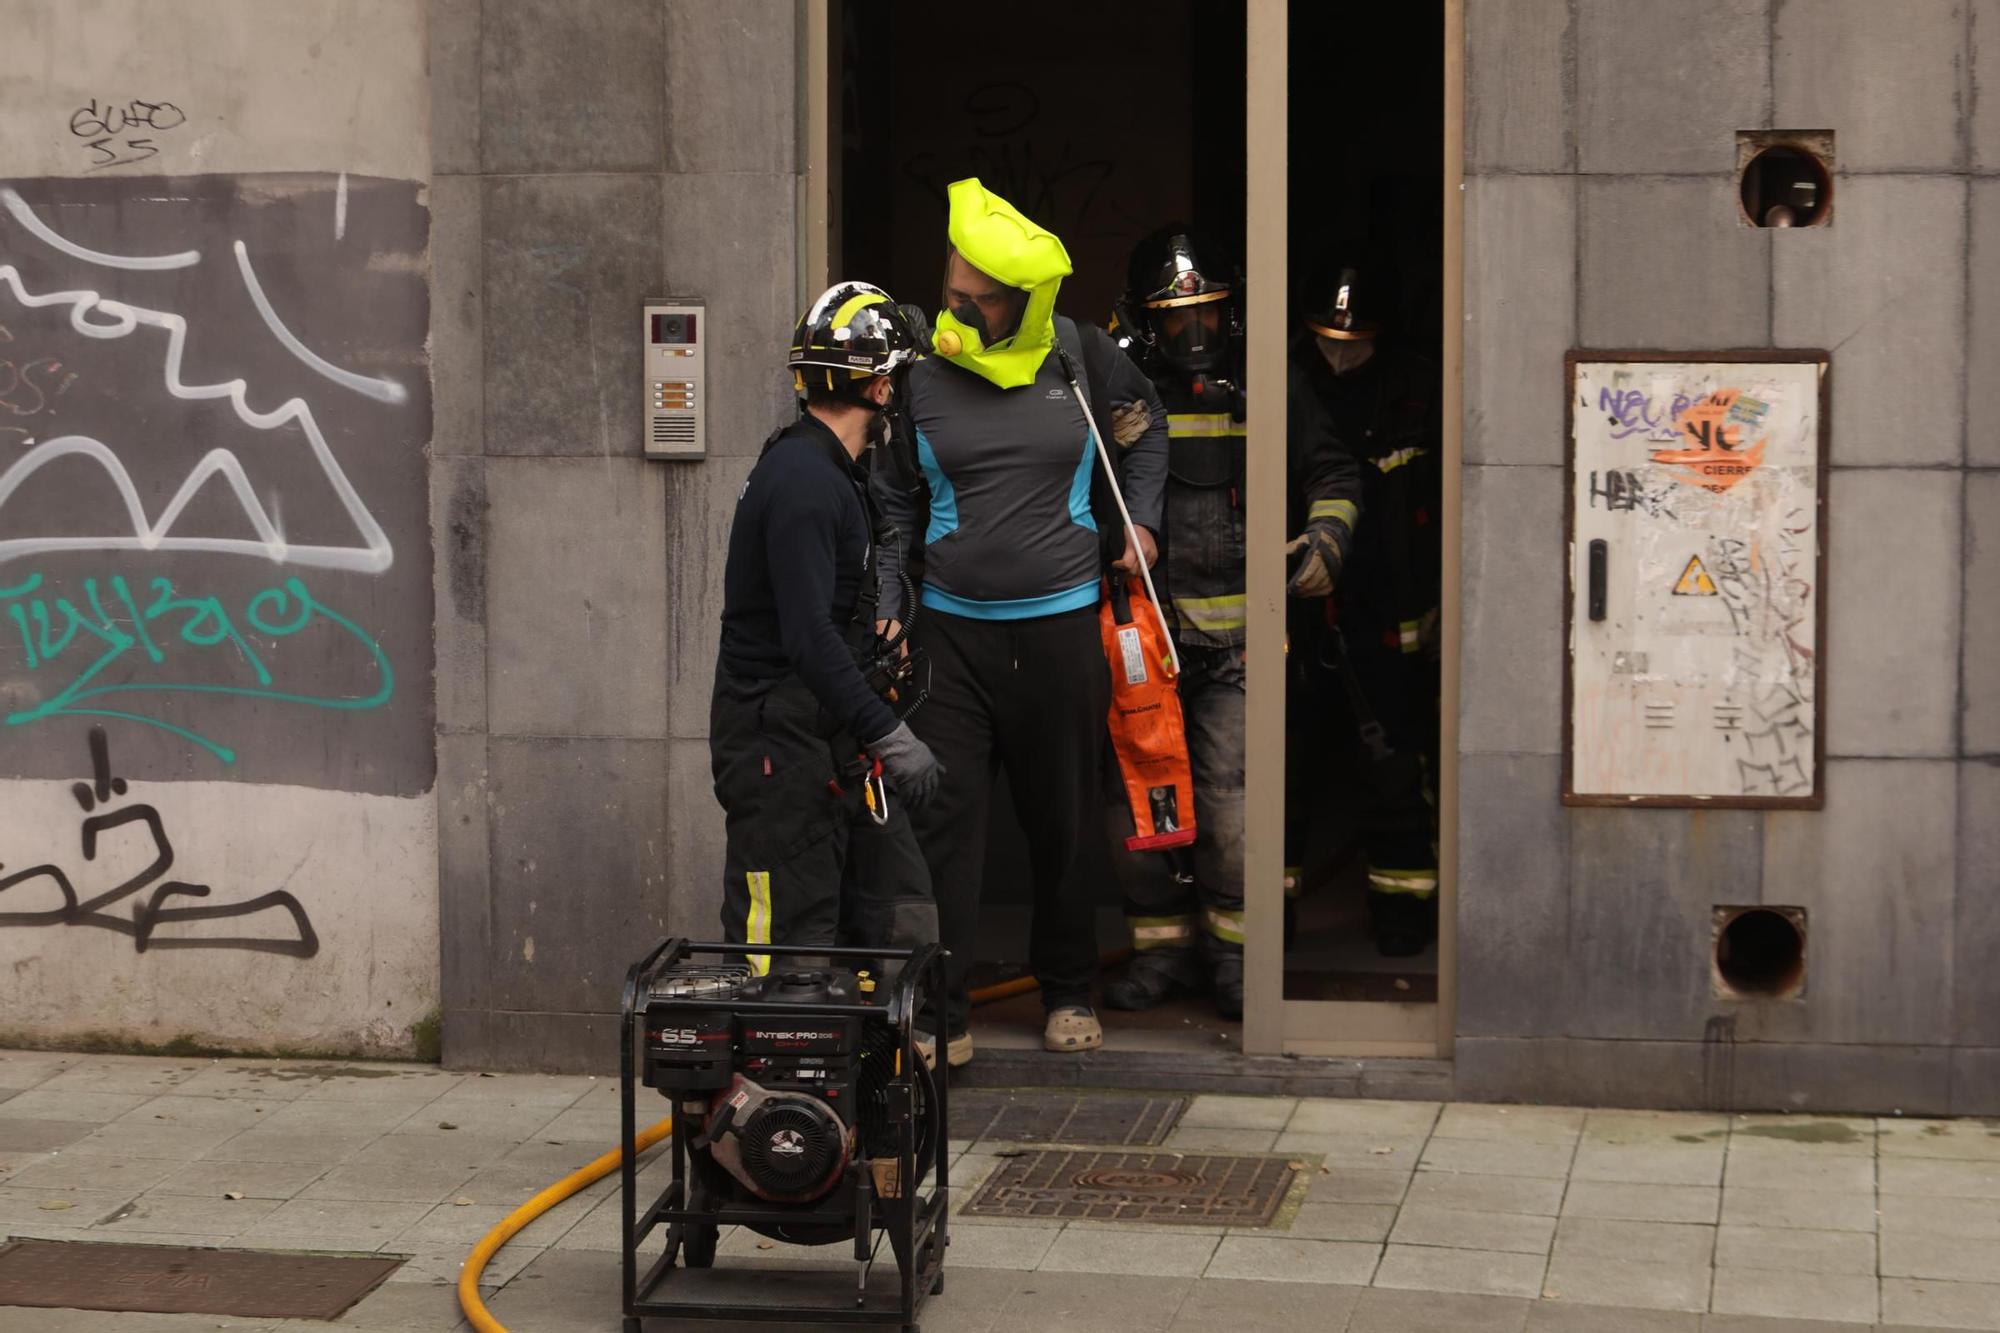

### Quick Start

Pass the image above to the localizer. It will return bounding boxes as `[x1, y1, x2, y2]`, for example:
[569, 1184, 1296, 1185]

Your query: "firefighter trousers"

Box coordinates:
[711, 674, 936, 973]
[1105, 643, 1246, 964]
[905, 606, 1109, 1038]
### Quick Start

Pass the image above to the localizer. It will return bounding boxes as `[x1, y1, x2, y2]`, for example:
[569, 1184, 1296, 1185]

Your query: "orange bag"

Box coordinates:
[1100, 576, 1197, 851]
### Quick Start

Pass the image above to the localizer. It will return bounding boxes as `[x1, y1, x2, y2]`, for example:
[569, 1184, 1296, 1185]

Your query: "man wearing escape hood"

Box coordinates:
[872, 178, 1170, 1065]
[711, 283, 941, 973]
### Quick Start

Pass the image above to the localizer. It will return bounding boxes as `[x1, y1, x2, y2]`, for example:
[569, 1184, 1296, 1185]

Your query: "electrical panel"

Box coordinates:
[644, 298, 705, 459]
[1565, 351, 1828, 807]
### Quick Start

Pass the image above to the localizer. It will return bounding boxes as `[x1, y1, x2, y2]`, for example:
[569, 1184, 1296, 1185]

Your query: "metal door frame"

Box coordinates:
[801, 0, 1465, 1060]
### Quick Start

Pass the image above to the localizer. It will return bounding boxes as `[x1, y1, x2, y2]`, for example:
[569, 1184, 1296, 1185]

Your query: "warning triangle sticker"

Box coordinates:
[1673, 554, 1718, 596]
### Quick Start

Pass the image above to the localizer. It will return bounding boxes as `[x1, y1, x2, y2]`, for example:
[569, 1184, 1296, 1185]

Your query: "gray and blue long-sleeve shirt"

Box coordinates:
[873, 317, 1169, 621]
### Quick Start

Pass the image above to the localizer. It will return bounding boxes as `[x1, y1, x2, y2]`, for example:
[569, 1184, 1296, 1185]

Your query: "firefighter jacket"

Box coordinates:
[1153, 363, 1363, 648]
[1292, 338, 1443, 652]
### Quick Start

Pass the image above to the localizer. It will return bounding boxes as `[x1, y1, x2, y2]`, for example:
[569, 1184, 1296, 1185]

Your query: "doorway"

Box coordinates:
[812, 0, 1459, 1063]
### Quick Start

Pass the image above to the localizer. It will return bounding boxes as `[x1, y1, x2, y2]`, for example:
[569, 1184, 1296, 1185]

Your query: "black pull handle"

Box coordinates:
[1588, 539, 1608, 622]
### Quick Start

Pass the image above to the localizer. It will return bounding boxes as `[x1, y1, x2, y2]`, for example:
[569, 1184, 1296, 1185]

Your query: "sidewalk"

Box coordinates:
[2, 1051, 1998, 1332]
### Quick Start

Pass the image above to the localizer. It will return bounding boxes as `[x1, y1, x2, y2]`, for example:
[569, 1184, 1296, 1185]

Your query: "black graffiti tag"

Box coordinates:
[68, 98, 187, 171]
[0, 728, 319, 956]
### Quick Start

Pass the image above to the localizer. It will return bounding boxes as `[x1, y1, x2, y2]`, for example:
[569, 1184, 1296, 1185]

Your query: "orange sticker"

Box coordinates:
[1651, 388, 1766, 492]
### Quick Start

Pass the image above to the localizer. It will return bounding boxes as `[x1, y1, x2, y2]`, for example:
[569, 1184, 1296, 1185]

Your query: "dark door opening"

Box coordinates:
[836, 0, 1445, 1059]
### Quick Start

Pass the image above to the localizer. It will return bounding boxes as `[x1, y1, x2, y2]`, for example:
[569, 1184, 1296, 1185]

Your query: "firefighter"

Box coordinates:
[1099, 228, 1362, 1019]
[872, 179, 1170, 1065]
[1291, 260, 1443, 957]
[711, 283, 941, 973]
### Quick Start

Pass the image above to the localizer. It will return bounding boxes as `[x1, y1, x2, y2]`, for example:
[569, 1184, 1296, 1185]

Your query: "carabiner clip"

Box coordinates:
[863, 760, 889, 827]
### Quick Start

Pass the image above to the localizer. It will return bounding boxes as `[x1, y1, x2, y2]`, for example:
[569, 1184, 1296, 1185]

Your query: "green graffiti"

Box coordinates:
[1, 571, 392, 764]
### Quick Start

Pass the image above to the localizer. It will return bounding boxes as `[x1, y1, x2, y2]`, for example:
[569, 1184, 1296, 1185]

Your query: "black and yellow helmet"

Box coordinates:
[788, 281, 920, 398]
[1123, 227, 1237, 374]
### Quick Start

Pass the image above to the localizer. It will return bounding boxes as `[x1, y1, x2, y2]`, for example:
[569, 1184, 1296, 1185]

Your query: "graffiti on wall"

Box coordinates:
[1569, 359, 1823, 804]
[0, 172, 430, 975]
[0, 726, 318, 955]
[0, 174, 431, 793]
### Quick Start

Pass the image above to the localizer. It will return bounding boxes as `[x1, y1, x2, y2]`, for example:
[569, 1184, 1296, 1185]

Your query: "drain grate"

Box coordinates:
[963, 1150, 1298, 1225]
[950, 1091, 1186, 1146]
[0, 1239, 401, 1319]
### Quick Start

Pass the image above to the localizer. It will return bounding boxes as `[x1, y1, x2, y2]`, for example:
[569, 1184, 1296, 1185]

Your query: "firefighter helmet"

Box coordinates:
[1122, 226, 1237, 374]
[788, 282, 920, 398]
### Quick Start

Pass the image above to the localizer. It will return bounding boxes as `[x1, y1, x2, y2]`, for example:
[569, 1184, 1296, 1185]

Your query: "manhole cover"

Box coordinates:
[950, 1091, 1186, 1146]
[0, 1239, 401, 1319]
[963, 1150, 1298, 1225]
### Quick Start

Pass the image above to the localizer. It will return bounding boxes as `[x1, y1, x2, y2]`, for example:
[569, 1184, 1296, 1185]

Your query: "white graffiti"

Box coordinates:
[1, 187, 197, 271]
[233, 241, 406, 405]
[0, 194, 393, 573]
[334, 171, 348, 241]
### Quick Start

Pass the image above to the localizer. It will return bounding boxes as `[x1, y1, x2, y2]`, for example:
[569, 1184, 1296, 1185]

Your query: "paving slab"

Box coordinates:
[1035, 1226, 1220, 1276]
[1435, 1105, 1586, 1145]
[1541, 1254, 1713, 1312]
[1571, 1143, 1725, 1187]
[1563, 1181, 1720, 1225]
[1880, 1122, 2000, 1164]
[1725, 1152, 1879, 1195]
[1881, 1232, 2000, 1284]
[1306, 1167, 1413, 1206]
[1721, 1188, 1882, 1233]
[1374, 1243, 1547, 1299]
[1715, 1224, 1878, 1276]
[92, 1190, 284, 1236]
[1349, 1285, 1533, 1332]
[1390, 1204, 1558, 1255]
[1169, 1275, 1363, 1330]
[150, 1159, 329, 1200]
[1882, 1159, 2000, 1201]
[1406, 1172, 1567, 1217]
[1161, 1124, 1279, 1153]
[1421, 1138, 1576, 1180]
[1555, 1217, 1718, 1267]
[1882, 1276, 2000, 1331]
[1708, 1269, 1881, 1325]
[1880, 1195, 2000, 1240]
[1287, 1099, 1442, 1137]
[1281, 1201, 1399, 1242]
[1584, 1112, 1730, 1145]
[1180, 1095, 1296, 1131]
[1526, 1302, 1699, 1330]
[1, 1152, 181, 1194]
[994, 1270, 1195, 1333]
[1204, 1234, 1381, 1285]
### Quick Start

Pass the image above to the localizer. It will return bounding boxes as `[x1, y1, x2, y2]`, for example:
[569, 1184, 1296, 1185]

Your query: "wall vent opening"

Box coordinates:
[1712, 905, 1807, 1000]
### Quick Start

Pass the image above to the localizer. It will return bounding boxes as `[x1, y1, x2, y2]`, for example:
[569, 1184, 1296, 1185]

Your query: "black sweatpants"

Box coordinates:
[906, 605, 1109, 1036]
[711, 674, 936, 971]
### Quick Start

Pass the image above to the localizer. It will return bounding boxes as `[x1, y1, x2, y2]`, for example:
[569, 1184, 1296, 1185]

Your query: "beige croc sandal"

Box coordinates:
[1043, 1006, 1103, 1053]
[915, 1031, 975, 1070]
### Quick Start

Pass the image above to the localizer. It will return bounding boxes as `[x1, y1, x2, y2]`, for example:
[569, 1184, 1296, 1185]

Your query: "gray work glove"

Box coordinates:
[868, 722, 944, 809]
[1109, 400, 1152, 449]
[1286, 524, 1346, 599]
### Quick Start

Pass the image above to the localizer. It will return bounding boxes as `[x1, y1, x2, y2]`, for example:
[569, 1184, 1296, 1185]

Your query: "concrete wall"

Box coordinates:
[430, 0, 802, 1070]
[1456, 0, 1998, 1113]
[0, 0, 438, 1054]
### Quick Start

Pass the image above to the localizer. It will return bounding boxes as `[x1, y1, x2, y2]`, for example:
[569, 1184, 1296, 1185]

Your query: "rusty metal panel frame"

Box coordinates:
[1561, 348, 1832, 810]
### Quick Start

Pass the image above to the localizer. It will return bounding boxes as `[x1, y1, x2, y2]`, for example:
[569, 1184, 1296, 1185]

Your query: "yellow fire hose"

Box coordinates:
[456, 951, 1134, 1329]
[456, 1115, 673, 1333]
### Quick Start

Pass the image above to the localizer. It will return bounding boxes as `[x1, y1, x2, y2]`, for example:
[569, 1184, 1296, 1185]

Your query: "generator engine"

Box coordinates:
[640, 961, 929, 1238]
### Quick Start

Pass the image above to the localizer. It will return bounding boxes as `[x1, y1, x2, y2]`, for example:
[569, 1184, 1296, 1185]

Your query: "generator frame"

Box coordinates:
[619, 938, 949, 1332]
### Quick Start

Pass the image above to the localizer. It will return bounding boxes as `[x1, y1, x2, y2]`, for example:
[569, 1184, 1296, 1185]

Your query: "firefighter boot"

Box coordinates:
[1211, 951, 1244, 1021]
[1367, 868, 1437, 958]
[1103, 946, 1202, 1011]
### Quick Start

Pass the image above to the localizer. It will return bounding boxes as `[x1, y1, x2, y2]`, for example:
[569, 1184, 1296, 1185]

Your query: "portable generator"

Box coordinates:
[619, 938, 948, 1331]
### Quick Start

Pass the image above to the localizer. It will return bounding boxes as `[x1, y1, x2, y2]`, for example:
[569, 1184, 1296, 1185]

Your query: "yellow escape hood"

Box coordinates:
[934, 178, 1073, 389]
